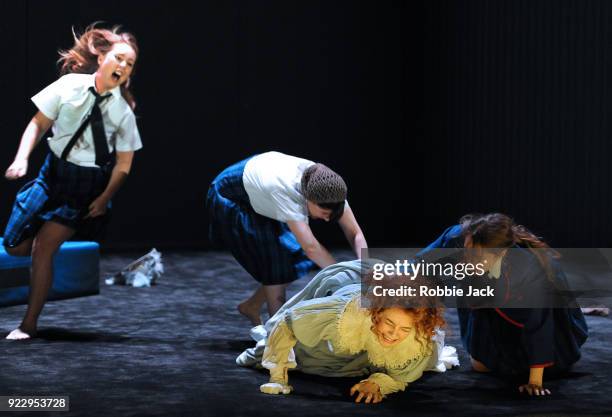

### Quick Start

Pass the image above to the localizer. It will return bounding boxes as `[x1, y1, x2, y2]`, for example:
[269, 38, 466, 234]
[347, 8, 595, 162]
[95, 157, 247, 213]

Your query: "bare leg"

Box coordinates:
[470, 356, 491, 373]
[4, 237, 34, 257]
[6, 221, 74, 340]
[263, 284, 288, 318]
[238, 285, 266, 325]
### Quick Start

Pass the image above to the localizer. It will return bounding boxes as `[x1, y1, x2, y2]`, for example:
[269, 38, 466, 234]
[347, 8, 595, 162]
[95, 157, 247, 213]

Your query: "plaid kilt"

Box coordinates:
[207, 157, 316, 285]
[3, 153, 111, 248]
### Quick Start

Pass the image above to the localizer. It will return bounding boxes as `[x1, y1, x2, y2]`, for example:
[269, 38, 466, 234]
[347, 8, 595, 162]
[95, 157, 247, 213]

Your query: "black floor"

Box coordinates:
[1, 251, 611, 417]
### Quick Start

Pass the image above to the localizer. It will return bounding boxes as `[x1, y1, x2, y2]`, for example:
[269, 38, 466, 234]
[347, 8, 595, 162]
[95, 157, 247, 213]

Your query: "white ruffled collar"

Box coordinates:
[333, 296, 428, 369]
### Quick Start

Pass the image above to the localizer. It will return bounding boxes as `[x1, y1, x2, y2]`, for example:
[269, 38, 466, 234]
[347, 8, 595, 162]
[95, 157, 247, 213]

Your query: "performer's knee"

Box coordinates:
[4, 241, 32, 257]
[470, 357, 491, 373]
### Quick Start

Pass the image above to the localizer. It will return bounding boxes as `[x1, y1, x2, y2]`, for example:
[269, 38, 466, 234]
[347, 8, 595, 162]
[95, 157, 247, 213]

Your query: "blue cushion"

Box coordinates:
[0, 237, 99, 307]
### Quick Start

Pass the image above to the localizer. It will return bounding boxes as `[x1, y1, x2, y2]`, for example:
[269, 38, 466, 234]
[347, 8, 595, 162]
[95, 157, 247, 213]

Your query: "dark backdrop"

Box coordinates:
[424, 0, 612, 247]
[0, 0, 610, 250]
[0, 0, 412, 250]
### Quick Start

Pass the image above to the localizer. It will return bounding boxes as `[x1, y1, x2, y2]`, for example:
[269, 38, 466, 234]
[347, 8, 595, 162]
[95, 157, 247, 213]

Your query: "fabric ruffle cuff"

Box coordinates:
[361, 372, 408, 396]
[261, 320, 297, 372]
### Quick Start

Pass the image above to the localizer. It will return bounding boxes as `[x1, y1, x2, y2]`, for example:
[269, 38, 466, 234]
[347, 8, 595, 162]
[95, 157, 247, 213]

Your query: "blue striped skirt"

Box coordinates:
[3, 153, 111, 248]
[206, 157, 316, 285]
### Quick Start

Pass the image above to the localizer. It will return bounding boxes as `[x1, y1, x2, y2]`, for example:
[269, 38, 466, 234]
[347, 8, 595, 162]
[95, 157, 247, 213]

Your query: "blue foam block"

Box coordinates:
[0, 237, 100, 307]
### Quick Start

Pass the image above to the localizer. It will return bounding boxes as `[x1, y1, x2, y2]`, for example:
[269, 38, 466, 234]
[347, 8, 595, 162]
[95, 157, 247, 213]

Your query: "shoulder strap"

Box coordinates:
[60, 113, 94, 161]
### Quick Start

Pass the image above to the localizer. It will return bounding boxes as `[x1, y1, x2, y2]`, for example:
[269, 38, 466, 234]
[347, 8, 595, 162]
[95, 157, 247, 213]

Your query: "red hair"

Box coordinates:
[364, 272, 445, 350]
[369, 306, 445, 350]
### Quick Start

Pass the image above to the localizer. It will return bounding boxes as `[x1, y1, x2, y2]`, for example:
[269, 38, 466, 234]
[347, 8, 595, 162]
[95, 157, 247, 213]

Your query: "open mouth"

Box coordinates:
[111, 71, 122, 82]
[382, 335, 397, 344]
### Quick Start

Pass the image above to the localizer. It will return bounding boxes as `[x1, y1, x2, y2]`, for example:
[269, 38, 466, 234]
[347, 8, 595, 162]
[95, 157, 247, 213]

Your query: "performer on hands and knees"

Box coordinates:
[237, 260, 457, 403]
[419, 213, 588, 396]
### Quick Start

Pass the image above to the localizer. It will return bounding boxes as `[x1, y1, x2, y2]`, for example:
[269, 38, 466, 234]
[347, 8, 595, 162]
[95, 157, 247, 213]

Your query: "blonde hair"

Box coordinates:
[58, 23, 139, 108]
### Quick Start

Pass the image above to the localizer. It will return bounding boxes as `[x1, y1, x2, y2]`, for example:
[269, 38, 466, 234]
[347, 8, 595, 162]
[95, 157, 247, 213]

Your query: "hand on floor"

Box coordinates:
[350, 381, 382, 404]
[518, 383, 551, 396]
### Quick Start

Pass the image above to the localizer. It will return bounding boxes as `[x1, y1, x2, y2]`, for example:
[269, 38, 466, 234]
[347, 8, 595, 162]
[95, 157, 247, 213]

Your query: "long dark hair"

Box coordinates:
[459, 212, 559, 278]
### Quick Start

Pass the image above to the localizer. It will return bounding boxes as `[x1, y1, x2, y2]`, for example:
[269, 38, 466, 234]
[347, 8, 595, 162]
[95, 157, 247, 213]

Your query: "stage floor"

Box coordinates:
[1, 251, 610, 417]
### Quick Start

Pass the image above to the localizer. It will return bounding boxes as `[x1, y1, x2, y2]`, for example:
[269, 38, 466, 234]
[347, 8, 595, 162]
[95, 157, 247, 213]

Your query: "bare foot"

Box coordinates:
[6, 328, 35, 340]
[582, 307, 610, 316]
[238, 302, 262, 326]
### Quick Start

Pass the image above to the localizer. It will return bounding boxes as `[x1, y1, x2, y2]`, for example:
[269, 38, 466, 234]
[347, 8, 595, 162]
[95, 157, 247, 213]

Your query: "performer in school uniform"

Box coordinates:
[418, 213, 588, 396]
[237, 260, 458, 403]
[3, 25, 143, 340]
[207, 151, 367, 324]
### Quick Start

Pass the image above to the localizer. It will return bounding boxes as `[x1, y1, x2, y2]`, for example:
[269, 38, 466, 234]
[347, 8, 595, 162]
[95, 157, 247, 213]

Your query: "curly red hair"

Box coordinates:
[368, 306, 445, 350]
[363, 269, 446, 350]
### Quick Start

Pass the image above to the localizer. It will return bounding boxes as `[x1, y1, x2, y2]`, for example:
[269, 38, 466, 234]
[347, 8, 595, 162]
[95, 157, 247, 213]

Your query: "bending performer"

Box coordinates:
[207, 151, 367, 324]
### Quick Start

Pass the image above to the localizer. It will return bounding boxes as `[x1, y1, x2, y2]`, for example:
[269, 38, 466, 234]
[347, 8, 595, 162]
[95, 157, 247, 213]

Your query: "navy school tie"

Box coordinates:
[61, 86, 113, 167]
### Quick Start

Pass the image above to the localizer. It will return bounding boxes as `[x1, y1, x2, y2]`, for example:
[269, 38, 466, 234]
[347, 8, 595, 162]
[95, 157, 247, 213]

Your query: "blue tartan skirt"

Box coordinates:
[206, 157, 316, 285]
[3, 153, 111, 248]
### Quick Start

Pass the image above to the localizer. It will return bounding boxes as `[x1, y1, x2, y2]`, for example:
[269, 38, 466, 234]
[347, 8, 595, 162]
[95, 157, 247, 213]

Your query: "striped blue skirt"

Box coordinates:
[3, 153, 111, 248]
[206, 157, 316, 285]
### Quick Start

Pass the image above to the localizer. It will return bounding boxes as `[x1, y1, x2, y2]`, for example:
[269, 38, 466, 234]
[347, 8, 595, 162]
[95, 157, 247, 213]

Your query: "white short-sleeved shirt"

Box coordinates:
[242, 152, 315, 223]
[31, 73, 143, 167]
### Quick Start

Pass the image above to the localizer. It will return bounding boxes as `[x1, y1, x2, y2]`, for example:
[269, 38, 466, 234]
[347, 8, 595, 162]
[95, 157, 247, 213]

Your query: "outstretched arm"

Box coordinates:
[5, 112, 54, 180]
[338, 205, 367, 258]
[287, 221, 336, 268]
